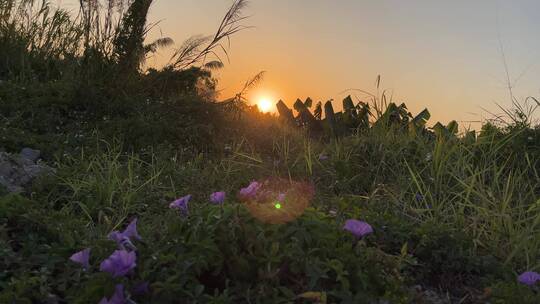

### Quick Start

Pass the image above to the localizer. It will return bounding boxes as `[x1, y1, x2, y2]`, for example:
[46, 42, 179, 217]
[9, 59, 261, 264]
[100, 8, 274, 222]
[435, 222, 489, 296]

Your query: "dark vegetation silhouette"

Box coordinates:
[0, 0, 270, 154]
[1, 0, 540, 303]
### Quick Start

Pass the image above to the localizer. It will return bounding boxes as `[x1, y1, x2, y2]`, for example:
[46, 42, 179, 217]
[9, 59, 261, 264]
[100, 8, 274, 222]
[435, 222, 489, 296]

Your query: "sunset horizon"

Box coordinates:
[145, 0, 540, 127]
[51, 0, 540, 128]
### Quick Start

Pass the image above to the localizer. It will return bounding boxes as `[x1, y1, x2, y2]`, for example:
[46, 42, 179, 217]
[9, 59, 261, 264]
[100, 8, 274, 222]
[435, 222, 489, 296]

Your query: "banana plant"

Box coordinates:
[373, 102, 411, 129]
[432, 120, 459, 140]
[356, 101, 371, 130]
[314, 101, 323, 120]
[304, 97, 313, 109]
[275, 96, 436, 139]
[294, 98, 322, 133]
[408, 108, 431, 136]
[276, 99, 295, 124]
[324, 100, 338, 136]
[343, 96, 357, 117]
[342, 95, 358, 130]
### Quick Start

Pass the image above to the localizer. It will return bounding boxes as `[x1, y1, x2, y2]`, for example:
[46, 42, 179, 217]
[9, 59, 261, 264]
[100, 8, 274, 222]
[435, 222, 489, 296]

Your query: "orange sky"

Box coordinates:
[59, 0, 540, 128]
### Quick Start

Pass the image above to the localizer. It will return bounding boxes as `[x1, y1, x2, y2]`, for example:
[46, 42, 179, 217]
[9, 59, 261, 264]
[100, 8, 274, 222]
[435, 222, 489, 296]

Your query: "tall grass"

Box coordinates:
[0, 0, 83, 80]
[316, 127, 538, 271]
[250, 92, 540, 271]
[402, 131, 539, 269]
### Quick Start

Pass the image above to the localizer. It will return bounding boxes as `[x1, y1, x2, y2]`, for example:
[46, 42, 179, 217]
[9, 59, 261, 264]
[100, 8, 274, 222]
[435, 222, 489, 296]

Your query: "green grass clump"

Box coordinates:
[1, 131, 539, 302]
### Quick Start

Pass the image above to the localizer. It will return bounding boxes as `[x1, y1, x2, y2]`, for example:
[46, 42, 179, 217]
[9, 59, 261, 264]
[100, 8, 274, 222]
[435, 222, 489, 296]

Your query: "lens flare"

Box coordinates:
[238, 178, 314, 224]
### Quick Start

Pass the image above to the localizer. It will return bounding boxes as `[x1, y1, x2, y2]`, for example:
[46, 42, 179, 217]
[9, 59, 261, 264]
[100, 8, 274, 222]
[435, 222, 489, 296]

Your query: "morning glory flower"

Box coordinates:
[343, 219, 373, 238]
[210, 191, 226, 204]
[239, 181, 261, 199]
[169, 194, 191, 213]
[69, 248, 90, 270]
[108, 218, 142, 250]
[99, 284, 125, 304]
[100, 250, 137, 278]
[518, 271, 540, 286]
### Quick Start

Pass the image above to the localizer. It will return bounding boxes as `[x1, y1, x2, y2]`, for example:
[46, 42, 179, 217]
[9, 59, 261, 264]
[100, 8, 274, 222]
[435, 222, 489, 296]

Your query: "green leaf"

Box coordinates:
[304, 97, 313, 108]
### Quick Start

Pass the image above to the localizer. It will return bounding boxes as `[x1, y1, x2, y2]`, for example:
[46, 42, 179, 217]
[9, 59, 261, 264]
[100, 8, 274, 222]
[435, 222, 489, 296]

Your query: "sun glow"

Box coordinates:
[257, 98, 273, 113]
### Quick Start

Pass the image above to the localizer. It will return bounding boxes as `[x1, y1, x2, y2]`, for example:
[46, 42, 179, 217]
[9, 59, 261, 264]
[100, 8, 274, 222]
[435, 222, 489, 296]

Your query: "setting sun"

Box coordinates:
[257, 98, 273, 113]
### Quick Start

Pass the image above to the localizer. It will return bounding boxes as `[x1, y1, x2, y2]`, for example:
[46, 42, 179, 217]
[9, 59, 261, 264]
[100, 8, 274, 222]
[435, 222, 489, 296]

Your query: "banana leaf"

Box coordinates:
[343, 95, 357, 117]
[447, 120, 459, 134]
[324, 100, 337, 136]
[294, 98, 321, 132]
[314, 101, 322, 120]
[408, 108, 431, 136]
[304, 97, 313, 108]
[432, 121, 459, 139]
[276, 100, 295, 124]
[356, 102, 371, 130]
[342, 95, 359, 130]
[411, 108, 431, 127]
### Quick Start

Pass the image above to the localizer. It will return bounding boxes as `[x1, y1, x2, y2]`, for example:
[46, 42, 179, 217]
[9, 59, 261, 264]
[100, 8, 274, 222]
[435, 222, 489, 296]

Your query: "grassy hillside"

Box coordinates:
[1, 1, 539, 303]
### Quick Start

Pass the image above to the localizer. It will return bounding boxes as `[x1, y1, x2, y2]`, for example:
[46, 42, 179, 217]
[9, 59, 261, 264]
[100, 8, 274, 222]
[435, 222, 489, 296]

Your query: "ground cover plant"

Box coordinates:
[1, 0, 540, 303]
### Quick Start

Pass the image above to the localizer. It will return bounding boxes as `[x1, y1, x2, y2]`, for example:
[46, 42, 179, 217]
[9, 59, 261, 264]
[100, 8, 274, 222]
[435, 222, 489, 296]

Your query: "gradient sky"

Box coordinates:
[60, 0, 540, 127]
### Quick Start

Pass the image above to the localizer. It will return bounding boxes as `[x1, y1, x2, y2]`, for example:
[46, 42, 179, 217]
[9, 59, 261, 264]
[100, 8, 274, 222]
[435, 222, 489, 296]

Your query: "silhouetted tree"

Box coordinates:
[113, 0, 153, 74]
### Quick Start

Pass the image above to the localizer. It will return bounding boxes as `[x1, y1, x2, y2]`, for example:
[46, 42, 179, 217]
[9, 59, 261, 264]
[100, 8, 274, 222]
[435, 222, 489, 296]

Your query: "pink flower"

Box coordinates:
[518, 271, 540, 286]
[239, 181, 261, 199]
[210, 191, 226, 204]
[169, 194, 191, 213]
[99, 250, 137, 278]
[343, 219, 373, 238]
[69, 248, 90, 269]
[108, 218, 141, 250]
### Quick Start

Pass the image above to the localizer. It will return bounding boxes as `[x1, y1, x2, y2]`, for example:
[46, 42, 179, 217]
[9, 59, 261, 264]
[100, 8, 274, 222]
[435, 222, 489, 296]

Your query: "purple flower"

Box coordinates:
[100, 250, 137, 278]
[69, 248, 90, 269]
[518, 271, 540, 286]
[132, 281, 150, 296]
[277, 193, 286, 202]
[343, 219, 373, 238]
[239, 181, 261, 198]
[170, 194, 191, 213]
[210, 191, 226, 204]
[108, 218, 141, 250]
[415, 193, 424, 202]
[99, 284, 125, 304]
[318, 154, 329, 161]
